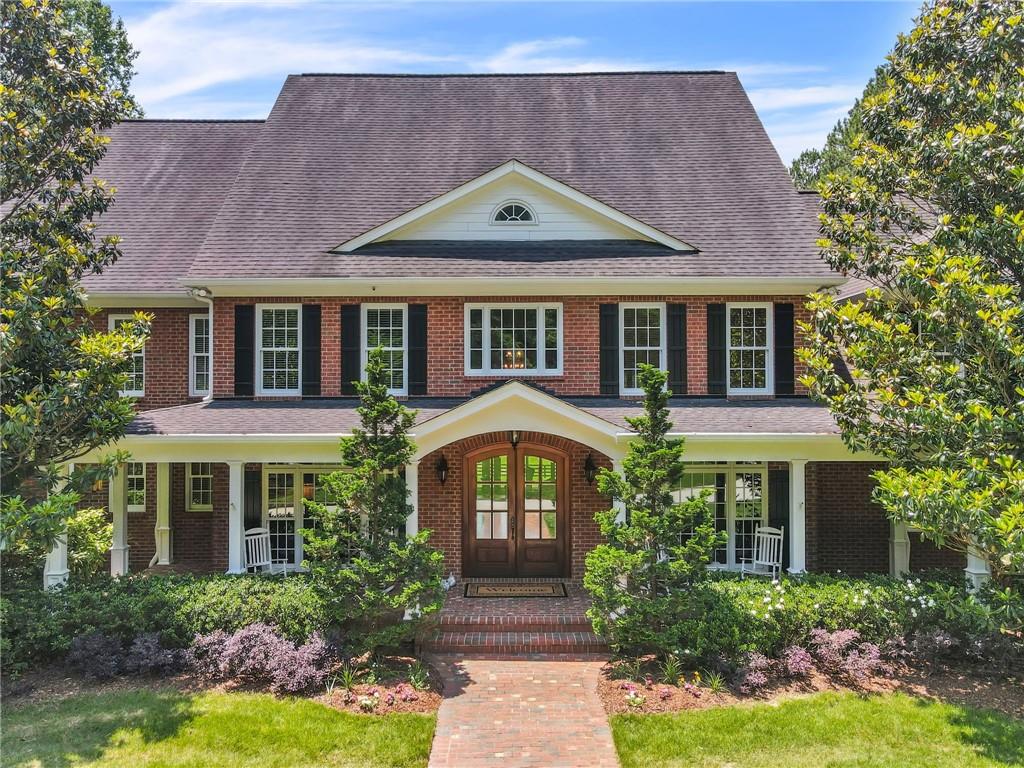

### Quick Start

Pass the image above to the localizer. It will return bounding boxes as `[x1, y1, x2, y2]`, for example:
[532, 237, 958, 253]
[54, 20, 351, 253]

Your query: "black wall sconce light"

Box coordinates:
[434, 455, 449, 486]
[509, 430, 520, 448]
[583, 453, 598, 485]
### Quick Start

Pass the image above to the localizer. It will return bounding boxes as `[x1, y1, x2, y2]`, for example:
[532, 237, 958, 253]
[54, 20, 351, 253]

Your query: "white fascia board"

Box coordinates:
[334, 160, 696, 252]
[85, 292, 206, 308]
[190, 276, 842, 298]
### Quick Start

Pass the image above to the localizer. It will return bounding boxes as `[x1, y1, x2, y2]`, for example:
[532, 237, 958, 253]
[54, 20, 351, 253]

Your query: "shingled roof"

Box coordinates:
[83, 72, 842, 294]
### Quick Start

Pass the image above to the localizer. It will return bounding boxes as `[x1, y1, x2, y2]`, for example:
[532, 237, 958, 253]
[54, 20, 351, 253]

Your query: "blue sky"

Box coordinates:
[109, 1, 921, 163]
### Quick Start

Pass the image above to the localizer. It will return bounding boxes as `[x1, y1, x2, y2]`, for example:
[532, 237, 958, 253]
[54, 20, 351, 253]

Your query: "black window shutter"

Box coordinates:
[599, 304, 619, 395]
[768, 467, 791, 570]
[774, 303, 795, 396]
[243, 468, 262, 531]
[408, 304, 428, 396]
[340, 304, 361, 396]
[707, 303, 727, 395]
[233, 304, 255, 396]
[301, 304, 321, 396]
[666, 303, 687, 395]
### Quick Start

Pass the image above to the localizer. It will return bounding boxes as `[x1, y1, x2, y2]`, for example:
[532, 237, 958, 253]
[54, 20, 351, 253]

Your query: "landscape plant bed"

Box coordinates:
[598, 659, 1024, 718]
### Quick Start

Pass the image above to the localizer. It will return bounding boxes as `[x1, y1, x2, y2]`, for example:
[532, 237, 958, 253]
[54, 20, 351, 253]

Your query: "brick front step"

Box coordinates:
[439, 614, 594, 634]
[423, 630, 610, 655]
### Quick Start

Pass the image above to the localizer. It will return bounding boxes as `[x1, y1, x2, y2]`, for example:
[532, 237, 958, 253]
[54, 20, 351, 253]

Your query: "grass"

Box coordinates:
[611, 691, 1024, 768]
[2, 688, 436, 768]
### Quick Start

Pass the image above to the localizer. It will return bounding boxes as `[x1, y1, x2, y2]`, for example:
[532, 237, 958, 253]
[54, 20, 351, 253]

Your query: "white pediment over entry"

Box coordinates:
[335, 160, 695, 252]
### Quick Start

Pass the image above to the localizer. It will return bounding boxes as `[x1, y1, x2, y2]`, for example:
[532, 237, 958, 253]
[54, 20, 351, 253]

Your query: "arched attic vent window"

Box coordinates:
[492, 201, 536, 224]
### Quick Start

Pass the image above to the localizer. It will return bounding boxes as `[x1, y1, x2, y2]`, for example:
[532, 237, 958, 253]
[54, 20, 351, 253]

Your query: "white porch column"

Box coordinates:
[42, 463, 72, 588]
[109, 464, 130, 576]
[612, 459, 627, 524]
[965, 539, 991, 591]
[155, 462, 171, 565]
[889, 521, 911, 577]
[227, 461, 244, 573]
[405, 460, 419, 537]
[788, 460, 807, 574]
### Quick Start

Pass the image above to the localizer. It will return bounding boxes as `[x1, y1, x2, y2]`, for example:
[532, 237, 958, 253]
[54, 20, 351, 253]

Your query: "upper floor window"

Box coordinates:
[465, 304, 562, 376]
[727, 303, 772, 395]
[189, 314, 211, 397]
[108, 314, 145, 397]
[620, 303, 666, 395]
[363, 304, 407, 396]
[126, 462, 146, 513]
[491, 201, 535, 224]
[258, 305, 300, 395]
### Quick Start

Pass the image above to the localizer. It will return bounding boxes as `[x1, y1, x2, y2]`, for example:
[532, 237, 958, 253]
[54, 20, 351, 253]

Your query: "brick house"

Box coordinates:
[47, 71, 965, 586]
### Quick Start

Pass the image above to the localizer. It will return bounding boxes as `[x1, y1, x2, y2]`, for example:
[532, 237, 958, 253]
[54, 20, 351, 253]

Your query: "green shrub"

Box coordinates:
[65, 508, 112, 581]
[0, 573, 329, 676]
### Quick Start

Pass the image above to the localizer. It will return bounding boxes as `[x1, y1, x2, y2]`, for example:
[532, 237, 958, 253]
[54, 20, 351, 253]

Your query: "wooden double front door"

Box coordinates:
[463, 443, 569, 578]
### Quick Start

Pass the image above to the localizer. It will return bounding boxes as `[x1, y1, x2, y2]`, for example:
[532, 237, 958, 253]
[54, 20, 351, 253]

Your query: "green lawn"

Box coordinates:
[612, 692, 1024, 768]
[2, 688, 436, 768]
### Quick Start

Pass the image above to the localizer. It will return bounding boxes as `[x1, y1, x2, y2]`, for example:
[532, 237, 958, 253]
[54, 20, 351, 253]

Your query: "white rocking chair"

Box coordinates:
[740, 525, 784, 579]
[244, 527, 287, 576]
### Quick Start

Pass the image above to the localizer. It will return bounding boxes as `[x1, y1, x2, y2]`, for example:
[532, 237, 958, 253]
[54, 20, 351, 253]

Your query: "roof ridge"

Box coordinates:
[119, 118, 266, 124]
[296, 70, 732, 78]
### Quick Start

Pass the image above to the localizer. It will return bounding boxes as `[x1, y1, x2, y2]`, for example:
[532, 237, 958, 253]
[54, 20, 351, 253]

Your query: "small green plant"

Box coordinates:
[408, 660, 430, 691]
[702, 670, 726, 694]
[337, 664, 358, 691]
[659, 655, 682, 685]
[614, 658, 644, 681]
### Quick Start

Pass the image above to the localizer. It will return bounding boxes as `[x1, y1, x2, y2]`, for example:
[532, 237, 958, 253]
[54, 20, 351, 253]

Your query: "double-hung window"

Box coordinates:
[186, 462, 213, 511]
[262, 466, 344, 569]
[126, 462, 146, 513]
[363, 305, 407, 395]
[108, 315, 145, 397]
[189, 314, 211, 397]
[727, 303, 772, 395]
[620, 303, 666, 395]
[257, 305, 301, 395]
[465, 303, 562, 376]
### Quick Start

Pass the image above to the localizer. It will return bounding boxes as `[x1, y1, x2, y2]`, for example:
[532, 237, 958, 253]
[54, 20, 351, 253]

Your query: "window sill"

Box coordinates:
[464, 372, 564, 379]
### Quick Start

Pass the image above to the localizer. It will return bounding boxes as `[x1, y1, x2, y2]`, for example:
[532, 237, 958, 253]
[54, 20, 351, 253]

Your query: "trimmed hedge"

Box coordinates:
[1, 574, 328, 676]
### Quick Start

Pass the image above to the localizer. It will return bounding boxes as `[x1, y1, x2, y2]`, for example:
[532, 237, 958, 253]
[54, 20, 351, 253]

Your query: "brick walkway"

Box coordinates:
[427, 654, 619, 768]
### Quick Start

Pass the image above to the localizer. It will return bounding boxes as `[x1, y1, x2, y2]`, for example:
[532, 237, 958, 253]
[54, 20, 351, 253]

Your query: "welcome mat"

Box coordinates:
[464, 582, 568, 598]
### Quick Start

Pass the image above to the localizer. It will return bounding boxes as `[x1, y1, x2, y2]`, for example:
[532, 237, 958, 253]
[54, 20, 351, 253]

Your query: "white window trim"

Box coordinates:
[680, 463, 769, 571]
[261, 464, 344, 571]
[126, 462, 146, 513]
[619, 302, 667, 396]
[189, 313, 211, 397]
[185, 462, 214, 512]
[726, 302, 774, 396]
[255, 304, 302, 396]
[361, 303, 408, 396]
[490, 199, 538, 226]
[108, 314, 145, 397]
[464, 303, 563, 377]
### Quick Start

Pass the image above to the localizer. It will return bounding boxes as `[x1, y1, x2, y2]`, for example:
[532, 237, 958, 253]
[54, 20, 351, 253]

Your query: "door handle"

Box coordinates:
[509, 514, 515, 538]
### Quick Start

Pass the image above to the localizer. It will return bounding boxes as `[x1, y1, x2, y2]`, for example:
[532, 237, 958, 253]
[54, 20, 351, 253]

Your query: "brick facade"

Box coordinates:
[417, 431, 612, 579]
[211, 295, 811, 399]
[909, 533, 966, 571]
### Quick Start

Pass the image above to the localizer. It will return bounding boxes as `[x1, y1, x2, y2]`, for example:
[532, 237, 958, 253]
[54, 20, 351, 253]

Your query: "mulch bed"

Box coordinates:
[3, 655, 444, 716]
[598, 660, 1024, 718]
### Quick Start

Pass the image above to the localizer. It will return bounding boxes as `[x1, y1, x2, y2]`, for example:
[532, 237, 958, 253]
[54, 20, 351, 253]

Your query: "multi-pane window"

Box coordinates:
[523, 455, 557, 540]
[733, 471, 765, 565]
[258, 306, 300, 395]
[492, 201, 534, 223]
[108, 315, 145, 396]
[465, 304, 562, 375]
[126, 462, 146, 512]
[621, 304, 665, 394]
[186, 462, 213, 511]
[727, 304, 772, 394]
[474, 455, 509, 540]
[674, 470, 727, 565]
[266, 471, 297, 566]
[302, 471, 357, 562]
[189, 314, 211, 396]
[363, 306, 407, 395]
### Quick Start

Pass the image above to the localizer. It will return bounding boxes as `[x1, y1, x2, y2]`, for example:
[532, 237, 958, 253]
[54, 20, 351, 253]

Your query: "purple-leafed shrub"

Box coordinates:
[842, 642, 889, 680]
[269, 632, 331, 693]
[189, 629, 230, 679]
[737, 652, 774, 694]
[780, 645, 815, 678]
[221, 623, 293, 680]
[911, 629, 959, 663]
[808, 628, 860, 673]
[124, 633, 181, 676]
[68, 632, 124, 680]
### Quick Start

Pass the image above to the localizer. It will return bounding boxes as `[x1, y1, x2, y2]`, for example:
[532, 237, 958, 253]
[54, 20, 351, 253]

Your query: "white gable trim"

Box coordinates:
[335, 160, 697, 253]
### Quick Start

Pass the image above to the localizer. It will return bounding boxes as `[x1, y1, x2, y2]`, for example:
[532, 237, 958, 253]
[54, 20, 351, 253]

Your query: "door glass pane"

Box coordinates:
[523, 455, 557, 539]
[474, 455, 509, 540]
[267, 472, 296, 565]
[734, 471, 764, 564]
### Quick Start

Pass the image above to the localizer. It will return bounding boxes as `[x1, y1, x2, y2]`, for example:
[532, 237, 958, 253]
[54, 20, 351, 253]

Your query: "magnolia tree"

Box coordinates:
[1, 0, 146, 562]
[801, 0, 1023, 582]
[301, 349, 444, 653]
[584, 365, 726, 657]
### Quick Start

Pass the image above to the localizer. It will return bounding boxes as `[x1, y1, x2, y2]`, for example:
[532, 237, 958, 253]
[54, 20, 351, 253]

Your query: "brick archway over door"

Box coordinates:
[418, 431, 612, 579]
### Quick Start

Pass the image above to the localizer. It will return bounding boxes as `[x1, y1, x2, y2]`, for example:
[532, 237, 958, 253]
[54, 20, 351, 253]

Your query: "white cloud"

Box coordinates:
[762, 104, 854, 163]
[747, 84, 863, 112]
[475, 37, 659, 73]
